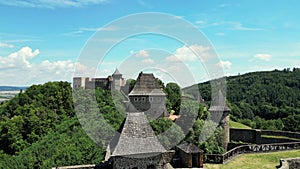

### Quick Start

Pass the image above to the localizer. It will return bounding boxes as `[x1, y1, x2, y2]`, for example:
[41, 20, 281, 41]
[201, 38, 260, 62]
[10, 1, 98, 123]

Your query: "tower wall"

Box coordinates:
[209, 90, 231, 151]
[210, 111, 230, 150]
[221, 115, 230, 150]
[112, 74, 122, 90]
[129, 95, 166, 118]
[73, 77, 86, 88]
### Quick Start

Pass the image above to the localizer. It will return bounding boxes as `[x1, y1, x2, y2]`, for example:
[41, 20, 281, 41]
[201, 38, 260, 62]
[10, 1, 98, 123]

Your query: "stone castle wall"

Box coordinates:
[230, 128, 300, 144]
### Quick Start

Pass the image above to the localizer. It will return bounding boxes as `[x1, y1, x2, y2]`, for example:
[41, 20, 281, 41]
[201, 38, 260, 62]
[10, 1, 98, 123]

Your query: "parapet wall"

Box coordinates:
[261, 130, 300, 140]
[230, 128, 260, 144]
[230, 128, 300, 144]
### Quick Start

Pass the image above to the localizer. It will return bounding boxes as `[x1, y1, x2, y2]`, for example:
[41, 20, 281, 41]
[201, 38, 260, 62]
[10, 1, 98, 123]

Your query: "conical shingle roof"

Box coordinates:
[111, 112, 166, 157]
[112, 68, 122, 76]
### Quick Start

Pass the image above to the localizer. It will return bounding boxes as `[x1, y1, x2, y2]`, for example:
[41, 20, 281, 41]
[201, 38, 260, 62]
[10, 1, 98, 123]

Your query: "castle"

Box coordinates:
[60, 70, 300, 168]
[73, 70, 231, 168]
[73, 68, 126, 90]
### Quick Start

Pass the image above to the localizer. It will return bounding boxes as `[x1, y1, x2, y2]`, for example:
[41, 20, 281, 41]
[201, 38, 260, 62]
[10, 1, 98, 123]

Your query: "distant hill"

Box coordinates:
[0, 86, 27, 91]
[183, 68, 300, 132]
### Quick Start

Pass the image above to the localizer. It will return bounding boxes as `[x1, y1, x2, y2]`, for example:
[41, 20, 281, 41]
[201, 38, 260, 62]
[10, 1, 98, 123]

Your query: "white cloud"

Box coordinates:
[0, 0, 108, 8]
[215, 32, 225, 36]
[195, 20, 206, 24]
[135, 50, 149, 57]
[166, 45, 211, 62]
[233, 22, 262, 31]
[173, 15, 183, 19]
[63, 26, 118, 36]
[40, 60, 74, 74]
[73, 62, 98, 77]
[211, 21, 263, 31]
[219, 3, 231, 8]
[0, 42, 14, 48]
[0, 46, 39, 68]
[63, 30, 84, 36]
[217, 60, 232, 69]
[0, 46, 78, 86]
[254, 53, 272, 61]
[142, 58, 154, 64]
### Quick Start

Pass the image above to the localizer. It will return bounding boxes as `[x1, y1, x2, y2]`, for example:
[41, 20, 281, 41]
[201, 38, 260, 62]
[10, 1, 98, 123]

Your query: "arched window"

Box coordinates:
[149, 97, 153, 102]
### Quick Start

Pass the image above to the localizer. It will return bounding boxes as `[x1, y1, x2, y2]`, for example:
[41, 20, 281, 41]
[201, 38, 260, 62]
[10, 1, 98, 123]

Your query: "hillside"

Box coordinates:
[183, 68, 300, 132]
[1, 118, 105, 169]
[0, 82, 106, 168]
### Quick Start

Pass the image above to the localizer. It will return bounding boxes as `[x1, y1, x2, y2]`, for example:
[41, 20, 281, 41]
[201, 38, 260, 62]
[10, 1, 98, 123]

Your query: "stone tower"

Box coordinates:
[112, 68, 123, 90]
[104, 72, 174, 169]
[208, 90, 230, 150]
[128, 72, 167, 119]
[109, 112, 171, 169]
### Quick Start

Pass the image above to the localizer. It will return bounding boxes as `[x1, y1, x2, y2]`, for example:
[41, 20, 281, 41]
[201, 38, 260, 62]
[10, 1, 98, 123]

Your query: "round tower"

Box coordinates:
[112, 68, 123, 90]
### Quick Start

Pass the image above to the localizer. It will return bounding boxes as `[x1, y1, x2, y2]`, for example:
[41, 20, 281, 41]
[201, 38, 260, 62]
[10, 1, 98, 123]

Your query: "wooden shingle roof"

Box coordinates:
[177, 142, 203, 153]
[111, 112, 166, 157]
[129, 72, 165, 96]
[112, 68, 122, 76]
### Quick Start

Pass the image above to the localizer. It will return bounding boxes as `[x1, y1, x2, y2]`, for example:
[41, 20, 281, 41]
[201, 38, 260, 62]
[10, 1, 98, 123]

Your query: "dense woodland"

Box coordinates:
[0, 68, 299, 168]
[184, 68, 300, 132]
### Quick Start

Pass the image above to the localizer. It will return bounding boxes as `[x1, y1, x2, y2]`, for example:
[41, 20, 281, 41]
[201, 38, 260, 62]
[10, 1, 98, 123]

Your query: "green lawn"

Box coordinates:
[204, 150, 300, 169]
[229, 120, 251, 129]
[261, 135, 300, 141]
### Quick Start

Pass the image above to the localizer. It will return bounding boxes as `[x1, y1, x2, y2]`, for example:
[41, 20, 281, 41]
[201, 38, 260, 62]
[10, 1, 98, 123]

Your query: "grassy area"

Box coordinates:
[261, 135, 300, 141]
[204, 150, 300, 169]
[229, 120, 251, 129]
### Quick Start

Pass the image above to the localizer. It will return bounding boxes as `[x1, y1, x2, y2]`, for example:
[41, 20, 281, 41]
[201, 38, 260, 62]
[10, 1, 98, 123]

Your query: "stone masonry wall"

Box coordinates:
[230, 128, 300, 144]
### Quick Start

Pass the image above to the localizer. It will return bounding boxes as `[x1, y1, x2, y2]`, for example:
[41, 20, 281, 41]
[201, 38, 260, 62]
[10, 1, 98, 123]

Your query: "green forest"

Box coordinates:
[0, 82, 105, 168]
[0, 68, 299, 168]
[184, 68, 300, 132]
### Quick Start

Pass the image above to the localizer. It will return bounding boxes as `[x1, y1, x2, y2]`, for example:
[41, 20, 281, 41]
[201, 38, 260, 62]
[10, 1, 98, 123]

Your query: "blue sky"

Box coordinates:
[0, 0, 299, 86]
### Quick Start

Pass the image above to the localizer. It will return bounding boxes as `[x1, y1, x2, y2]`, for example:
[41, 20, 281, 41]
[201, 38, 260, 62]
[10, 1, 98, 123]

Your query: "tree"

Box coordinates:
[164, 83, 181, 114]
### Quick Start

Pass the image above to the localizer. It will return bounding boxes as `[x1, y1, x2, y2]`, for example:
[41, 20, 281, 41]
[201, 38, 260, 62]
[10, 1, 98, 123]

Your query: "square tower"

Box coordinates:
[128, 72, 167, 119]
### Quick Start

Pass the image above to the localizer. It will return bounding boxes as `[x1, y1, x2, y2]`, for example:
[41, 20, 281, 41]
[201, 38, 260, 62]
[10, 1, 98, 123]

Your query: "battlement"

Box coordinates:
[73, 68, 126, 90]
